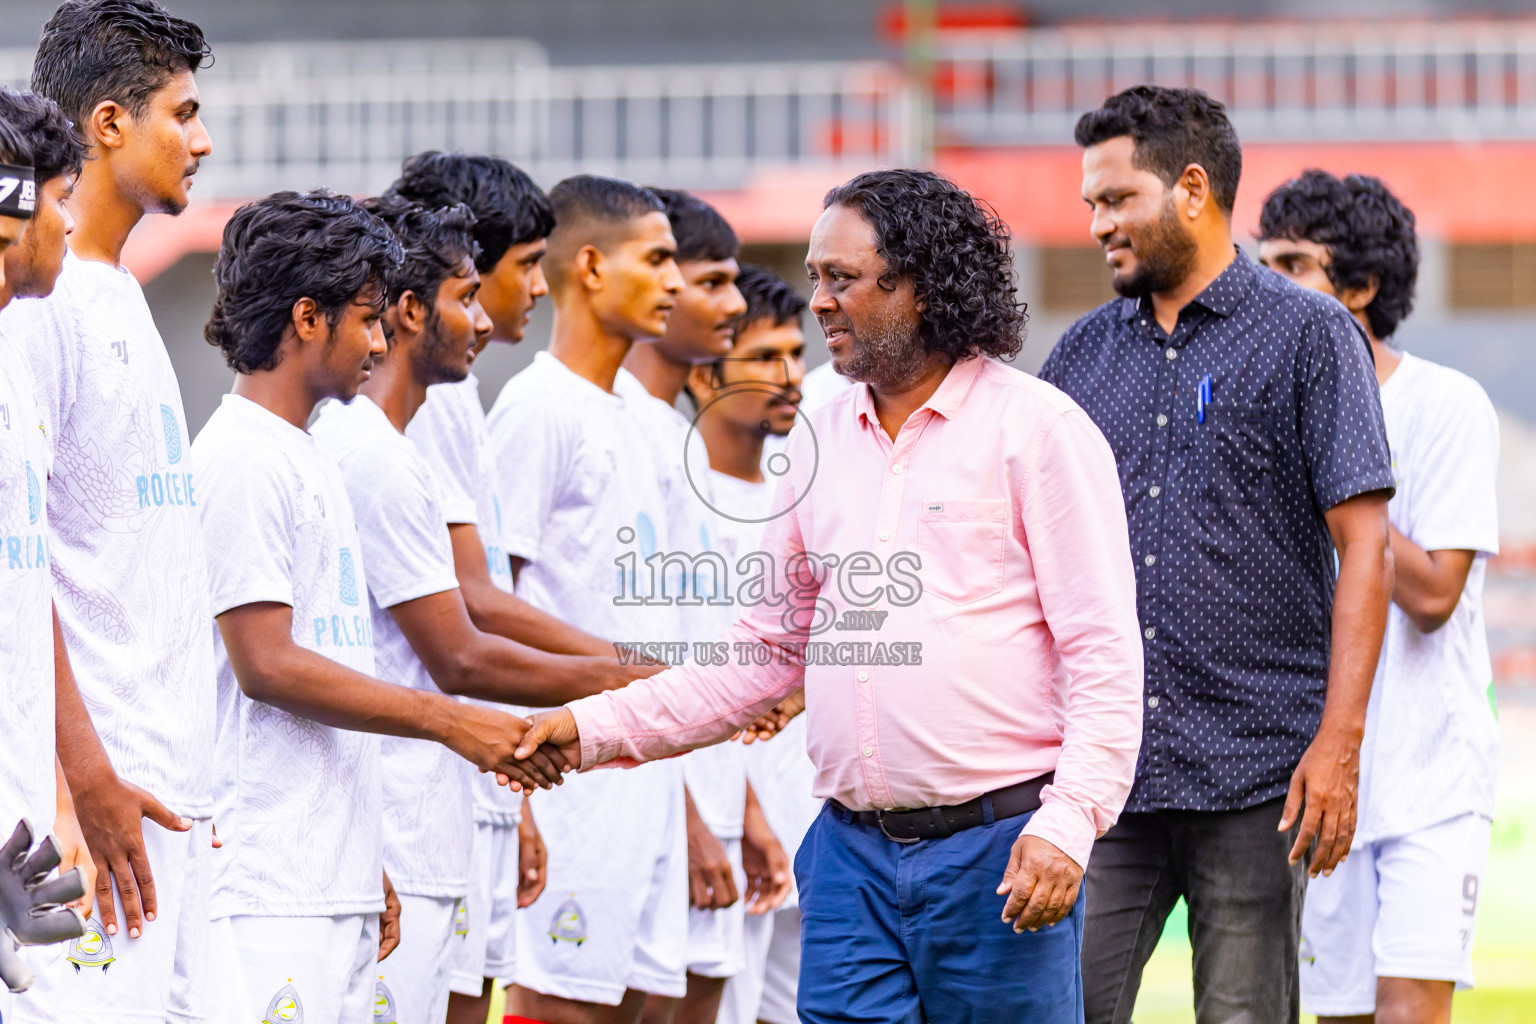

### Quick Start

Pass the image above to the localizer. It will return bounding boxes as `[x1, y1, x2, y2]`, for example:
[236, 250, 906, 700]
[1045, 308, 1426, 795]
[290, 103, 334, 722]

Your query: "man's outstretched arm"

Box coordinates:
[516, 498, 819, 770]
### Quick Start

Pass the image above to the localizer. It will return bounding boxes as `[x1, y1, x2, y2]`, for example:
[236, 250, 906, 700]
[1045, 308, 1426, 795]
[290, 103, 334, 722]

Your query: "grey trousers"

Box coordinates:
[1081, 796, 1308, 1024]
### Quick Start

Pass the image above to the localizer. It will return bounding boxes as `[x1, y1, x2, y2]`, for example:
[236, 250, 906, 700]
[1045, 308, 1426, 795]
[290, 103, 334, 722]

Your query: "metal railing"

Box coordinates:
[1, 39, 914, 200]
[936, 21, 1536, 145]
[8, 20, 1536, 202]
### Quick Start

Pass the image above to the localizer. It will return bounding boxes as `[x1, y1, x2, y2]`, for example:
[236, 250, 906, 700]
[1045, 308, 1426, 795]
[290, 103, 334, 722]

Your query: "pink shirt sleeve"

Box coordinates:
[569, 483, 815, 768]
[1016, 407, 1145, 868]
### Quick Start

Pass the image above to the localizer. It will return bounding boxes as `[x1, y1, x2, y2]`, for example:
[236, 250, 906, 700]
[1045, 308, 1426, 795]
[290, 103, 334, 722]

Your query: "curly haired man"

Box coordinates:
[513, 168, 1147, 1023]
[1260, 171, 1499, 1024]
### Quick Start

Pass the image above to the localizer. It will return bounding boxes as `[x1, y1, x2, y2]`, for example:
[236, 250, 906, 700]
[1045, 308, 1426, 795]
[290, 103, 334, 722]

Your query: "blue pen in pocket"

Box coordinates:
[1197, 374, 1212, 423]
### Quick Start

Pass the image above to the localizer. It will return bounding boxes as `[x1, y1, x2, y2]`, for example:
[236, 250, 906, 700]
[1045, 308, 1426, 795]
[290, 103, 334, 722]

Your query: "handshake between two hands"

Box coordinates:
[488, 689, 809, 793]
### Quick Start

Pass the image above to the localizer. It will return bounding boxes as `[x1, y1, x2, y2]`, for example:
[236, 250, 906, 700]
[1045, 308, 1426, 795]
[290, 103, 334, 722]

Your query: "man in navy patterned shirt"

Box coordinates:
[1039, 86, 1395, 1024]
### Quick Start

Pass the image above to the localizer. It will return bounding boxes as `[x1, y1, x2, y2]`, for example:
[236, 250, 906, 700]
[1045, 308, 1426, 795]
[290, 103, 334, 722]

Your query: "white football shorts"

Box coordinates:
[513, 759, 688, 1005]
[1300, 812, 1492, 1016]
[448, 820, 521, 996]
[207, 912, 379, 1024]
[378, 893, 458, 1022]
[11, 817, 212, 1024]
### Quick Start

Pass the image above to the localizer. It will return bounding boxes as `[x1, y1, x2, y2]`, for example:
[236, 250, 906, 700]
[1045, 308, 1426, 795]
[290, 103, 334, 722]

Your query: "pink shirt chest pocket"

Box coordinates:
[915, 497, 1008, 604]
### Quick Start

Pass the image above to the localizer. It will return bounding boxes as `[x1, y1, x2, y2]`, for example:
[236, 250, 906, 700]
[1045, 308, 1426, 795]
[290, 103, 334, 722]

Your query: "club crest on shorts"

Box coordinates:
[453, 897, 469, 938]
[339, 547, 359, 606]
[548, 894, 588, 946]
[372, 978, 397, 1022]
[263, 981, 303, 1023]
[66, 919, 114, 972]
[160, 404, 182, 465]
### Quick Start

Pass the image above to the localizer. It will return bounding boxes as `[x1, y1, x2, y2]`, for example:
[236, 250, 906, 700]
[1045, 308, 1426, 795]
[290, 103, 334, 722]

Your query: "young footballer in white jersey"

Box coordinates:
[619, 191, 791, 1024]
[0, 5, 219, 1019]
[0, 112, 50, 852]
[0, 101, 99, 1013]
[385, 154, 664, 1024]
[684, 265, 820, 1024]
[487, 176, 692, 1024]
[313, 196, 652, 1023]
[0, 88, 94, 896]
[194, 190, 564, 1024]
[1260, 171, 1500, 1024]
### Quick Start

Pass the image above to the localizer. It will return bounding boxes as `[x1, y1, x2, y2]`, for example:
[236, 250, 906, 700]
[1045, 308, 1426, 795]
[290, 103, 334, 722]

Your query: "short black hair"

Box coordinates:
[362, 194, 480, 309]
[544, 176, 665, 289]
[1074, 85, 1243, 214]
[0, 113, 29, 168]
[549, 175, 663, 230]
[1258, 169, 1419, 340]
[733, 263, 805, 331]
[823, 169, 1026, 363]
[31, 0, 212, 128]
[0, 89, 84, 184]
[648, 187, 738, 264]
[205, 189, 403, 374]
[385, 151, 554, 273]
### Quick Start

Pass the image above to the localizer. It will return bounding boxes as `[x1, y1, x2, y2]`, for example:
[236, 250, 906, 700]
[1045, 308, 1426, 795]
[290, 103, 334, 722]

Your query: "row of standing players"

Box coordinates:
[0, 4, 842, 1018]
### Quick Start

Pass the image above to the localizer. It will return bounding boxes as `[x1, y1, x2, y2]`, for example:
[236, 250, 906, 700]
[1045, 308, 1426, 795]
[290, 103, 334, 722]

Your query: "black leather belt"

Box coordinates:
[832, 773, 1054, 844]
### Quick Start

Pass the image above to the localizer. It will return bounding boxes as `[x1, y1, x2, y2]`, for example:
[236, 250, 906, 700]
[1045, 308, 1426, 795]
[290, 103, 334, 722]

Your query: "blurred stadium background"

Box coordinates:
[4, 2, 1533, 1019]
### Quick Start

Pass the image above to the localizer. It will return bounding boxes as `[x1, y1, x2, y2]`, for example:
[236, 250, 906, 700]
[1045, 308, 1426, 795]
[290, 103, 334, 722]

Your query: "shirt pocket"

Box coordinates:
[915, 498, 1007, 604]
[1197, 403, 1276, 506]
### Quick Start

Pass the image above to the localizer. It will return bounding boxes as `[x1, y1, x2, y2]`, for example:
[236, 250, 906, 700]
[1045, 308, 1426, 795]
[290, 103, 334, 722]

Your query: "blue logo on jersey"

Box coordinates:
[635, 512, 658, 559]
[160, 405, 182, 465]
[339, 547, 359, 606]
[493, 494, 504, 537]
[25, 461, 40, 525]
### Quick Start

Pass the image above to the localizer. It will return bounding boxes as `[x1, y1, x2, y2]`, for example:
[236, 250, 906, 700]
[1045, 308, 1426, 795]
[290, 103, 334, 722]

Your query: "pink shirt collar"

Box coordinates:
[851, 353, 986, 430]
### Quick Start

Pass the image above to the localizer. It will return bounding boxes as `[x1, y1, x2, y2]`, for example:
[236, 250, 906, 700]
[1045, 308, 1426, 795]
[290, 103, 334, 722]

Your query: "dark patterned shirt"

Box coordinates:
[1039, 252, 1394, 813]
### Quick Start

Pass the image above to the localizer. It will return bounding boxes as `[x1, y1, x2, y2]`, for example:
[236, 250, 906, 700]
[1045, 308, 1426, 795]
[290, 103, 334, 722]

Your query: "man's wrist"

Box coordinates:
[418, 691, 461, 748]
[61, 755, 118, 803]
[1312, 713, 1366, 746]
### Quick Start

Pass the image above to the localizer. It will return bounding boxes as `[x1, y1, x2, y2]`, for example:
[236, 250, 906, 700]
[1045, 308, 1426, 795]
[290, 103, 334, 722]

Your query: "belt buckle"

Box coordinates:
[876, 809, 922, 845]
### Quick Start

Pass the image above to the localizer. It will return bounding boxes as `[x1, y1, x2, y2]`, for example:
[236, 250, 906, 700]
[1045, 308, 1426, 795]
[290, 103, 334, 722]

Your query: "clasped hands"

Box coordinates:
[496, 690, 808, 791]
[490, 711, 581, 792]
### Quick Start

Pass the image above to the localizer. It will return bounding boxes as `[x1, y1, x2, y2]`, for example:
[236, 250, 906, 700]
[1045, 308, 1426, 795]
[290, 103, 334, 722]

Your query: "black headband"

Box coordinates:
[0, 164, 35, 220]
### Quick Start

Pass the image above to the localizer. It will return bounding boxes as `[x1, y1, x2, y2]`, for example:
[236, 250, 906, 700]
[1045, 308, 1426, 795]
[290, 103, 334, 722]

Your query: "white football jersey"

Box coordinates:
[1356, 353, 1501, 843]
[194, 394, 383, 917]
[489, 352, 688, 965]
[487, 352, 682, 664]
[614, 370, 746, 840]
[0, 356, 56, 834]
[312, 396, 473, 899]
[0, 252, 216, 816]
[407, 374, 523, 826]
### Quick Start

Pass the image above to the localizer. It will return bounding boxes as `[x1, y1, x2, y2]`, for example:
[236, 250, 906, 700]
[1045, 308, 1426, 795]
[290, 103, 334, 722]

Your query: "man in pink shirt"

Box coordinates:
[516, 169, 1144, 1022]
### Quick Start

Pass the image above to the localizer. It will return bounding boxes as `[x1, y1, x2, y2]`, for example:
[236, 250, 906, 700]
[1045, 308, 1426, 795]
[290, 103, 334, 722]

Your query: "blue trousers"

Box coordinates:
[796, 801, 1086, 1024]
